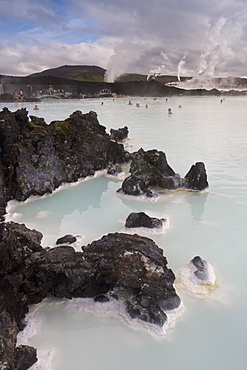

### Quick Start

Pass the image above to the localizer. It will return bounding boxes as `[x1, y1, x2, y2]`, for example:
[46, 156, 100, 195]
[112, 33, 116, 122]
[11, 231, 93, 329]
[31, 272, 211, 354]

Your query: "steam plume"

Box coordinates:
[177, 53, 187, 81]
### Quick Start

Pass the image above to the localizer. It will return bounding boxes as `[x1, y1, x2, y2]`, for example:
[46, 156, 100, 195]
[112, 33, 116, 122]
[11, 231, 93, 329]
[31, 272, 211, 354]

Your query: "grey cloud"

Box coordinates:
[70, 0, 247, 78]
[1, 0, 247, 77]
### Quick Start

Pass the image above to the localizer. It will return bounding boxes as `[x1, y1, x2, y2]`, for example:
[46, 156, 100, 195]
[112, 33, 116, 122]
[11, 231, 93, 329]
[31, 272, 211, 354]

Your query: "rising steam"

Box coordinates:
[146, 65, 166, 81]
[197, 17, 227, 77]
[177, 53, 187, 81]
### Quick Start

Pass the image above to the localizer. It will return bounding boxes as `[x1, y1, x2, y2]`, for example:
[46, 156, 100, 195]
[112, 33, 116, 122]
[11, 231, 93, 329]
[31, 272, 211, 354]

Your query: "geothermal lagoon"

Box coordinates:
[2, 95, 247, 370]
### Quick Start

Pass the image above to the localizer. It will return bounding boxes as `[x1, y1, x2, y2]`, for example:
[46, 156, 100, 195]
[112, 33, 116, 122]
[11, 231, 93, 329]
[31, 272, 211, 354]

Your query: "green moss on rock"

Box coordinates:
[50, 120, 71, 136]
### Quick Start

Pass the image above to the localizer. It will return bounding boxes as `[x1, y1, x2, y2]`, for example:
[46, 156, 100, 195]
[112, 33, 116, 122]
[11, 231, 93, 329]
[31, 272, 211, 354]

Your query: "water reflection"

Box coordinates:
[185, 191, 209, 221]
[8, 175, 110, 241]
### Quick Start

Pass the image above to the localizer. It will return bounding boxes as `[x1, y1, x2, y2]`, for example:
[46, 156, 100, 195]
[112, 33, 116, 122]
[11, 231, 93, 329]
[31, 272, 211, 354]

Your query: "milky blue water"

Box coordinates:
[2, 95, 247, 370]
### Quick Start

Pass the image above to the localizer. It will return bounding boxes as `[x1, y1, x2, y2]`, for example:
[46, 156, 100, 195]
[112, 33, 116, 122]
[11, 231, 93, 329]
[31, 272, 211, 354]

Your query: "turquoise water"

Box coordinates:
[2, 95, 247, 369]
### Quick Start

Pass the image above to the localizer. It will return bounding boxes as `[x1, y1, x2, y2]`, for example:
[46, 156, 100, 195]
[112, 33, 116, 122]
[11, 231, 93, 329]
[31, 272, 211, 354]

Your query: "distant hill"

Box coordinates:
[28, 65, 106, 82]
[2, 64, 247, 99]
[27, 66, 189, 84]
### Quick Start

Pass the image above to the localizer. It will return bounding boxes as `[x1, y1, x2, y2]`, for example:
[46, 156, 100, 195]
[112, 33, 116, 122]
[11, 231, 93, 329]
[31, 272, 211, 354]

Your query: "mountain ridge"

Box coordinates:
[28, 65, 107, 82]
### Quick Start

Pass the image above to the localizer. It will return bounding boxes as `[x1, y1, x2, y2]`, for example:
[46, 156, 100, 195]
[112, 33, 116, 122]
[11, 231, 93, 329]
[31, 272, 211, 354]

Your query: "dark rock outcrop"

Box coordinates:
[0, 222, 42, 369]
[184, 162, 209, 191]
[0, 222, 180, 368]
[125, 212, 165, 229]
[56, 234, 77, 245]
[110, 126, 129, 142]
[82, 233, 181, 324]
[117, 148, 208, 197]
[0, 310, 37, 370]
[14, 345, 37, 370]
[0, 108, 131, 219]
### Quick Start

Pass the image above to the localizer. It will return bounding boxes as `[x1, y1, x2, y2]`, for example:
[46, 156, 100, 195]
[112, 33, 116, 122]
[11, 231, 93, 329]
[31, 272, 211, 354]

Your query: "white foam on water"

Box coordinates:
[60, 296, 185, 340]
[17, 302, 45, 346]
[14, 296, 186, 369]
[50, 169, 108, 194]
[116, 191, 159, 203]
[17, 300, 54, 370]
[176, 261, 217, 297]
[5, 200, 24, 221]
[105, 171, 126, 180]
[5, 170, 108, 215]
[29, 349, 54, 370]
[5, 199, 19, 213]
[4, 211, 22, 222]
[18, 295, 185, 351]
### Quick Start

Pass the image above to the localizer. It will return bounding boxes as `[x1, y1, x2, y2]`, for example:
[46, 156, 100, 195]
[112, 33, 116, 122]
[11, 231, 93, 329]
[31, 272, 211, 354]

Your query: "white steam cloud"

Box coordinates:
[177, 53, 187, 81]
[173, 13, 246, 90]
[197, 17, 227, 77]
[104, 39, 148, 82]
[146, 65, 166, 81]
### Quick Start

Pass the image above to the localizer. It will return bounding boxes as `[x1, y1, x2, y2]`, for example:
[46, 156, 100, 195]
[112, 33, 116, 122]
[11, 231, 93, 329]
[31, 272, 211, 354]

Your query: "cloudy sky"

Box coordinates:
[1, 0, 247, 80]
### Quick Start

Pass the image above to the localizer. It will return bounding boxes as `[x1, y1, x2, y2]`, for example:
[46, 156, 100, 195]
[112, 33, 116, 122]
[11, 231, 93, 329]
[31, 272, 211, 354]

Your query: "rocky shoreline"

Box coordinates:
[0, 222, 182, 369]
[0, 107, 209, 369]
[0, 107, 131, 219]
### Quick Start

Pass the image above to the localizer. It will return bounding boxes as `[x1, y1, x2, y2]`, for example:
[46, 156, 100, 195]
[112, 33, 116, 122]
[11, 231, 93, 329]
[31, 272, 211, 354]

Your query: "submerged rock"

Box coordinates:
[125, 212, 165, 229]
[191, 256, 214, 283]
[117, 148, 208, 197]
[0, 108, 130, 218]
[177, 256, 216, 296]
[0, 222, 181, 367]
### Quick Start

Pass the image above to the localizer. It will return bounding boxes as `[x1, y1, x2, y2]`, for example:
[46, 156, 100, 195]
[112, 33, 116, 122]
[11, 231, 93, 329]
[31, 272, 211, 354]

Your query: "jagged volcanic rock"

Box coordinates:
[0, 311, 37, 370]
[0, 222, 41, 369]
[125, 212, 165, 229]
[56, 234, 77, 245]
[0, 108, 131, 218]
[184, 162, 208, 191]
[118, 148, 208, 197]
[110, 126, 129, 142]
[82, 233, 181, 323]
[0, 222, 181, 368]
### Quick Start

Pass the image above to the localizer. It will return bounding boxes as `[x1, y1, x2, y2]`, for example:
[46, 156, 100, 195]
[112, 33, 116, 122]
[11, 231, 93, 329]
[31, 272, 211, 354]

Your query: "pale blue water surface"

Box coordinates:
[2, 96, 247, 370]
